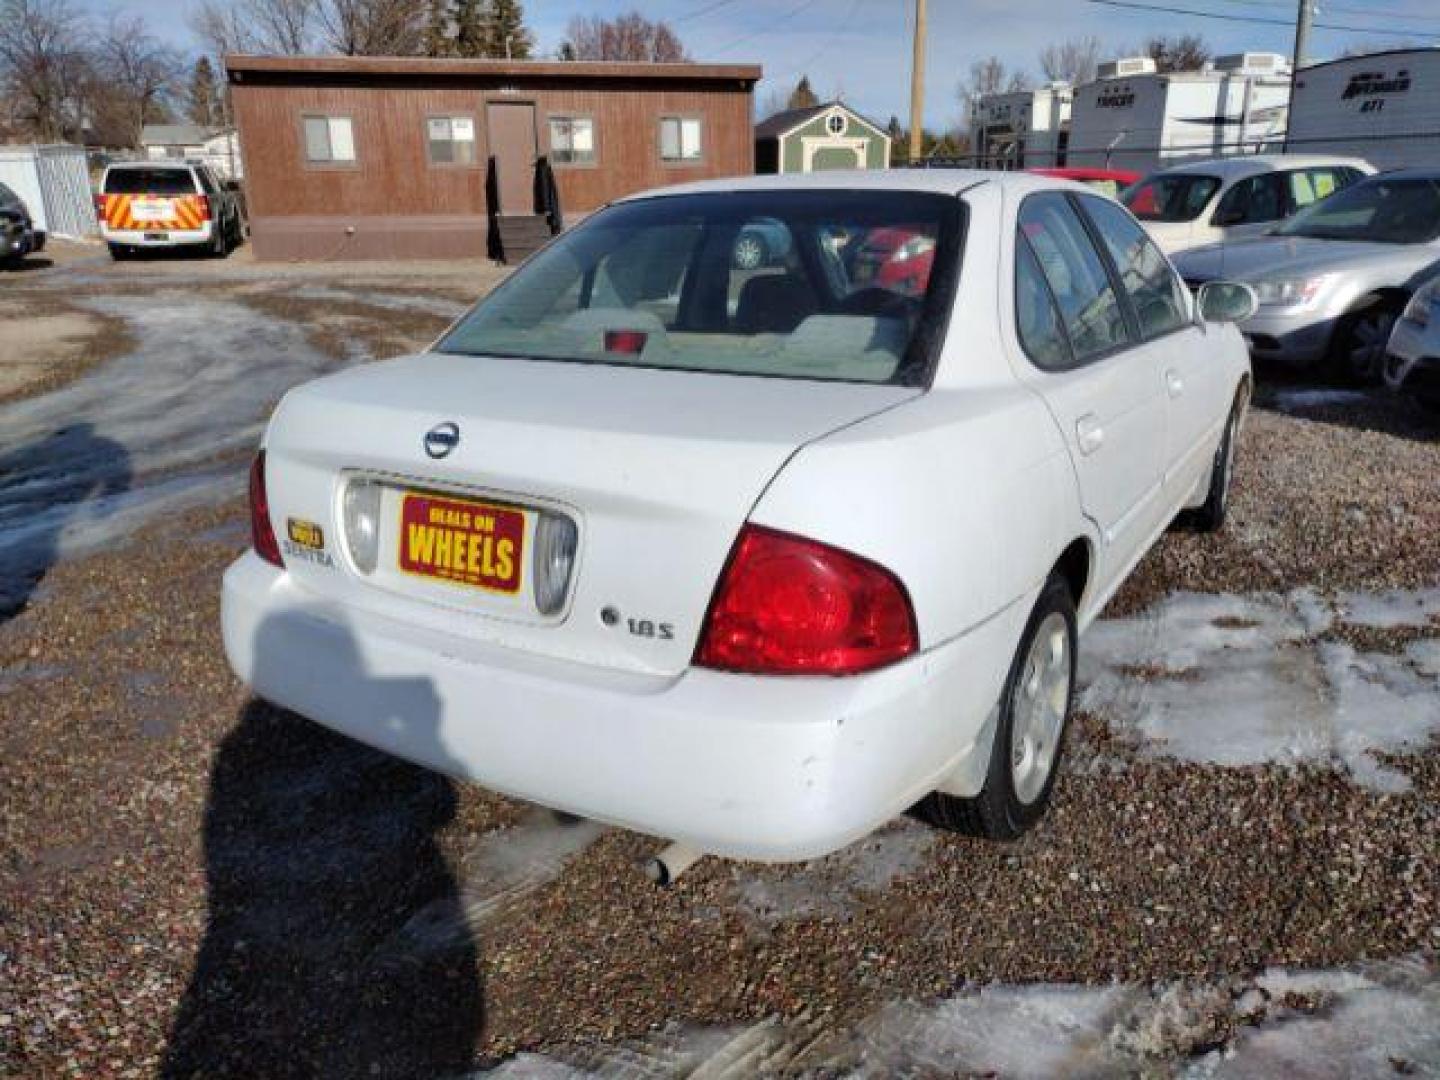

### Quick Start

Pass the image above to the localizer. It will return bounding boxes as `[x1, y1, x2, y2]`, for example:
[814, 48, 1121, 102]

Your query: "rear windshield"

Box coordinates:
[1275, 176, 1440, 244]
[1123, 174, 1221, 222]
[103, 168, 197, 195]
[439, 190, 965, 386]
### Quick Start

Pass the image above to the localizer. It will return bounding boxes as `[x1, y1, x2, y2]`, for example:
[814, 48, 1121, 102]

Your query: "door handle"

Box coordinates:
[1166, 369, 1185, 398]
[1076, 414, 1105, 455]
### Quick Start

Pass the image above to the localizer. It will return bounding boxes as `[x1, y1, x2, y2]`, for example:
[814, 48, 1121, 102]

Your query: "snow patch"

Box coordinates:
[730, 818, 935, 927]
[0, 293, 337, 609]
[1080, 591, 1440, 789]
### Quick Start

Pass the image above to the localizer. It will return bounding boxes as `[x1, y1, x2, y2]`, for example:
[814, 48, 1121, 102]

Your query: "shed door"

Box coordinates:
[487, 102, 537, 214]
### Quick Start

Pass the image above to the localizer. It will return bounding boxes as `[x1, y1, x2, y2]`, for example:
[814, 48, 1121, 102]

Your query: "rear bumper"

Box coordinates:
[221, 552, 1017, 861]
[102, 223, 212, 247]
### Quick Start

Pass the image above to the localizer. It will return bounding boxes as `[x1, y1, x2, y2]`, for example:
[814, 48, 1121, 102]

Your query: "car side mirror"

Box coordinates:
[1196, 281, 1258, 325]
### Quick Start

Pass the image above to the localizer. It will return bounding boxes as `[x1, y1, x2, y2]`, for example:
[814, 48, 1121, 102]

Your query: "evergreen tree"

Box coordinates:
[484, 0, 533, 60]
[450, 0, 485, 57]
[424, 0, 451, 57]
[187, 56, 220, 128]
[787, 74, 819, 110]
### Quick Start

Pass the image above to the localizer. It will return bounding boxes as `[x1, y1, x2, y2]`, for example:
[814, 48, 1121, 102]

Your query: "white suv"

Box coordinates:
[1122, 155, 1373, 254]
[96, 162, 244, 260]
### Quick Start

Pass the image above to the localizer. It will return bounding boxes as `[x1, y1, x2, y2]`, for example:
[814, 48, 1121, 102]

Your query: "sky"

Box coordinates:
[113, 0, 1440, 129]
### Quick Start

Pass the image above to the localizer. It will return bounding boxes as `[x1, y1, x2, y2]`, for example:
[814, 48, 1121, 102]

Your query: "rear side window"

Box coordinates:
[1018, 194, 1130, 363]
[103, 169, 197, 195]
[1080, 195, 1190, 340]
[1015, 240, 1073, 371]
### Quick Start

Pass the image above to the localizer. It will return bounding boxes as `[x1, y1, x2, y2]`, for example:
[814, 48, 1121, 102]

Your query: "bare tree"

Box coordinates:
[92, 13, 181, 146]
[191, 0, 317, 56]
[959, 56, 1030, 121]
[318, 0, 430, 55]
[0, 0, 91, 141]
[1142, 33, 1211, 73]
[562, 12, 689, 62]
[1039, 36, 1101, 85]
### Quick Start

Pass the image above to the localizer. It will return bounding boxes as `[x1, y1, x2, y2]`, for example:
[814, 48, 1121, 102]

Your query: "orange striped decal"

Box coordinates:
[100, 193, 208, 230]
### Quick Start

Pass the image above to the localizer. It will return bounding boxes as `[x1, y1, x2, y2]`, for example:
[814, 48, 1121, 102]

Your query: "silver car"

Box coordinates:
[1172, 169, 1440, 382]
[1385, 262, 1440, 409]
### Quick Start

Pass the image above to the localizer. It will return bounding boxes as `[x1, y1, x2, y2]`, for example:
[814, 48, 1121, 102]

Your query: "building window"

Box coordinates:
[826, 113, 846, 135]
[427, 116, 476, 165]
[548, 116, 595, 166]
[303, 115, 355, 164]
[659, 116, 702, 163]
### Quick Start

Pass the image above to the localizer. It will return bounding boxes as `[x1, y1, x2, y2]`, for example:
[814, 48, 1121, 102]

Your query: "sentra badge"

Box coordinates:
[283, 517, 335, 568]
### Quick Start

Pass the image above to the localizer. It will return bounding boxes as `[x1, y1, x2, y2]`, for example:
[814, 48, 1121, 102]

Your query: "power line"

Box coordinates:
[675, 0, 749, 26]
[1198, 0, 1440, 24]
[1081, 0, 1440, 39]
[710, 0, 826, 56]
[766, 0, 867, 83]
[1200, 0, 1440, 29]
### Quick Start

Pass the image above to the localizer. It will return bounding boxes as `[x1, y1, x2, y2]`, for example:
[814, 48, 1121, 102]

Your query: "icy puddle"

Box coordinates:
[1079, 590, 1440, 791]
[485, 956, 1440, 1078]
[0, 293, 336, 610]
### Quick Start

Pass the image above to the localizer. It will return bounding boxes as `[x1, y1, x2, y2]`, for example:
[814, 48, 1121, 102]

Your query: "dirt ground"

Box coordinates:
[1, 243, 1437, 1077]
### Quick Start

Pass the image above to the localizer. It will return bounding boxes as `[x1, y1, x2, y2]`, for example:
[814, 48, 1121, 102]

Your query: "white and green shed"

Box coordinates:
[754, 102, 890, 174]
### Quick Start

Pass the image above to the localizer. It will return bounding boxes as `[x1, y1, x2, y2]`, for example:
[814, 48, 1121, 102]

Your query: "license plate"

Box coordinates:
[398, 493, 524, 595]
[143, 231, 169, 242]
[131, 199, 172, 221]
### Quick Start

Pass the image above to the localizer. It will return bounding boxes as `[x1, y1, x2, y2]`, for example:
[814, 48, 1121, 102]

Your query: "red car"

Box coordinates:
[848, 225, 937, 297]
[1027, 167, 1142, 199]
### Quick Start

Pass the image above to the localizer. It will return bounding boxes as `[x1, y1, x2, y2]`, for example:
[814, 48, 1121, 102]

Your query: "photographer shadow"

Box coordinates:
[163, 610, 482, 1078]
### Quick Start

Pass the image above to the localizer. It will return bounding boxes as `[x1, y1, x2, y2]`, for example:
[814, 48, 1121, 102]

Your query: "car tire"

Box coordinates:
[108, 243, 131, 261]
[916, 573, 1077, 841]
[1331, 300, 1399, 385]
[1187, 388, 1245, 533]
[733, 232, 767, 271]
[211, 220, 229, 257]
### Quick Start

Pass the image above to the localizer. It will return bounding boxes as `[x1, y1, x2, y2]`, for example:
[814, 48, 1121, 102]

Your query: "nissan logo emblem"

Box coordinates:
[424, 421, 460, 459]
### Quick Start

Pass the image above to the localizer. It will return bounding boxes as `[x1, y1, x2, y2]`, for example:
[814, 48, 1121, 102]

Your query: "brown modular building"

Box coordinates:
[225, 55, 762, 261]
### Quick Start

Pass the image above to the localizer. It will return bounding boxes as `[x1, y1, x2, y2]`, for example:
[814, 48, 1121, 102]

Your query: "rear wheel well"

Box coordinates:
[1053, 539, 1091, 609]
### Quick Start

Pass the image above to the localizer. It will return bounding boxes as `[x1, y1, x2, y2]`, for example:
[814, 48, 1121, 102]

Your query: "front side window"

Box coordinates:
[1123, 174, 1221, 222]
[1214, 173, 1287, 227]
[660, 117, 702, 163]
[427, 116, 476, 165]
[1276, 177, 1440, 244]
[303, 115, 356, 164]
[1019, 194, 1131, 362]
[438, 190, 964, 387]
[1082, 195, 1189, 339]
[549, 116, 595, 166]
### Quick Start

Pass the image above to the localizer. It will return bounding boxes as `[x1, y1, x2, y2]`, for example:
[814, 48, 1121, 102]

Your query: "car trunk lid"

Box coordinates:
[261, 351, 919, 677]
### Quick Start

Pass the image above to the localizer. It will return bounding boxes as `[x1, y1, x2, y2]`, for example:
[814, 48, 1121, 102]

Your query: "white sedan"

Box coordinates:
[222, 172, 1254, 867]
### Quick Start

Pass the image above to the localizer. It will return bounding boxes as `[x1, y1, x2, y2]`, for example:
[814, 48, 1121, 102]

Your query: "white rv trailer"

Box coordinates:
[972, 83, 1073, 169]
[1286, 48, 1440, 170]
[1068, 53, 1292, 173]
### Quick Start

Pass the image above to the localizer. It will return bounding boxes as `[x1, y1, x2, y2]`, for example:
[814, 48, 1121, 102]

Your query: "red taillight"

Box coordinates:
[695, 525, 917, 676]
[93, 194, 106, 220]
[248, 451, 284, 567]
[195, 194, 210, 220]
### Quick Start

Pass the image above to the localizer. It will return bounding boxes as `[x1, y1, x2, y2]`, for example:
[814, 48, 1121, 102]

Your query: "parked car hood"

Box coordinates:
[1174, 235, 1433, 284]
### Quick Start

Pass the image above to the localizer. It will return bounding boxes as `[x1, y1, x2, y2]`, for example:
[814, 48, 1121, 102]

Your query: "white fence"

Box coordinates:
[0, 144, 97, 238]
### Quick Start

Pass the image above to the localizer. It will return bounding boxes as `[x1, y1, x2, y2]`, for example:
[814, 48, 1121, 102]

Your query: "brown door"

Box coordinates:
[487, 102, 537, 214]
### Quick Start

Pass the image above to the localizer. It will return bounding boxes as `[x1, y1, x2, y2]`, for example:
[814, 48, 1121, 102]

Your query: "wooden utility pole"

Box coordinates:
[1291, 0, 1314, 71]
[908, 0, 926, 162]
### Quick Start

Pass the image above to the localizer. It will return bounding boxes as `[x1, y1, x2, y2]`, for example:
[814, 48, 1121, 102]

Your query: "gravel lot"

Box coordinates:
[1, 248, 1437, 1077]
